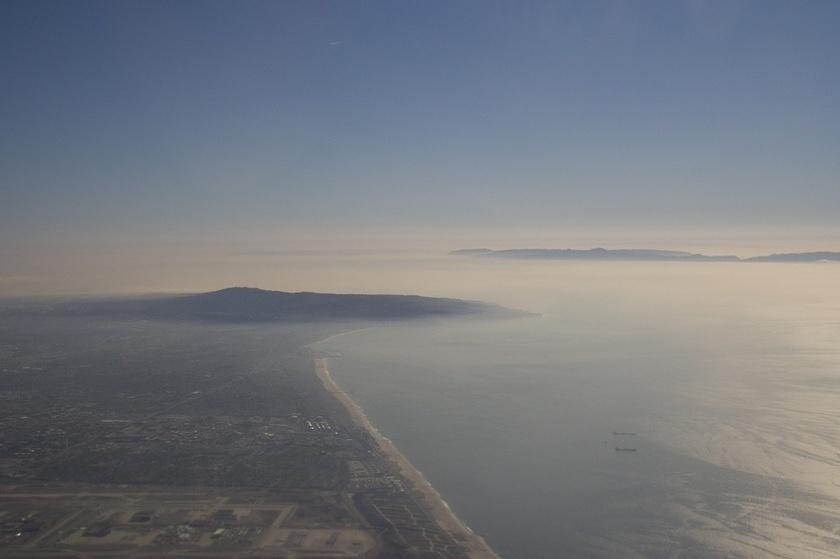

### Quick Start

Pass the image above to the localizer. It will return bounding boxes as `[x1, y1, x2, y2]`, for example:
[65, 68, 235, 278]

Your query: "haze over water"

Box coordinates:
[314, 255, 840, 558]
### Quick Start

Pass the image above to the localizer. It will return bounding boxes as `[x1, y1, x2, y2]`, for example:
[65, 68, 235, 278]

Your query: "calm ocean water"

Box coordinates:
[314, 262, 840, 558]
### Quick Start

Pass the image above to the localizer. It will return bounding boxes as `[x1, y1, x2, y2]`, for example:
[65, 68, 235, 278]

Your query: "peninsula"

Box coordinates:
[0, 288, 513, 558]
[24, 286, 526, 322]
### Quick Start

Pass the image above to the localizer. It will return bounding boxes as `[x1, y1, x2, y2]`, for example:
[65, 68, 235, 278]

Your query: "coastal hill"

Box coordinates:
[451, 248, 840, 262]
[35, 286, 527, 322]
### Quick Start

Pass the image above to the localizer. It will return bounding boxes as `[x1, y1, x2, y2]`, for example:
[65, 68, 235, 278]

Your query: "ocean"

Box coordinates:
[312, 260, 840, 558]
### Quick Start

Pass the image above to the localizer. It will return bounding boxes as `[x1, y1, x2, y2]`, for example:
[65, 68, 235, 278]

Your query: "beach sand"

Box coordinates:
[314, 356, 500, 559]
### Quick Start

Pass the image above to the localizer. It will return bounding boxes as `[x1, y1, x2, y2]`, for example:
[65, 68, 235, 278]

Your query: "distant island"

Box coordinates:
[743, 251, 840, 262]
[451, 248, 840, 263]
[23, 286, 529, 322]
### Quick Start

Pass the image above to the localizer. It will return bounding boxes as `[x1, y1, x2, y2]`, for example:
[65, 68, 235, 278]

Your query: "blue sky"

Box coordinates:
[2, 0, 839, 247]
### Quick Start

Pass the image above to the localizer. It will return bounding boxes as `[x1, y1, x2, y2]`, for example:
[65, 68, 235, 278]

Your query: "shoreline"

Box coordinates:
[313, 356, 500, 559]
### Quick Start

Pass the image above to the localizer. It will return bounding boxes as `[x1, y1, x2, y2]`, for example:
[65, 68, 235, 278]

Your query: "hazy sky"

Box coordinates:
[2, 1, 839, 254]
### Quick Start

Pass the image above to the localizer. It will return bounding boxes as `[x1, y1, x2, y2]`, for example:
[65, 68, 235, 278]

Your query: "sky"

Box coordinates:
[1, 1, 839, 292]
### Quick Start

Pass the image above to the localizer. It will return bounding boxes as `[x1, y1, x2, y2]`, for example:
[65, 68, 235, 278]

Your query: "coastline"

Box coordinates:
[313, 356, 500, 559]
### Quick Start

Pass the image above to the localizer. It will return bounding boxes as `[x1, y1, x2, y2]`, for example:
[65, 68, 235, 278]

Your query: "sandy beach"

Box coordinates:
[314, 356, 500, 559]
